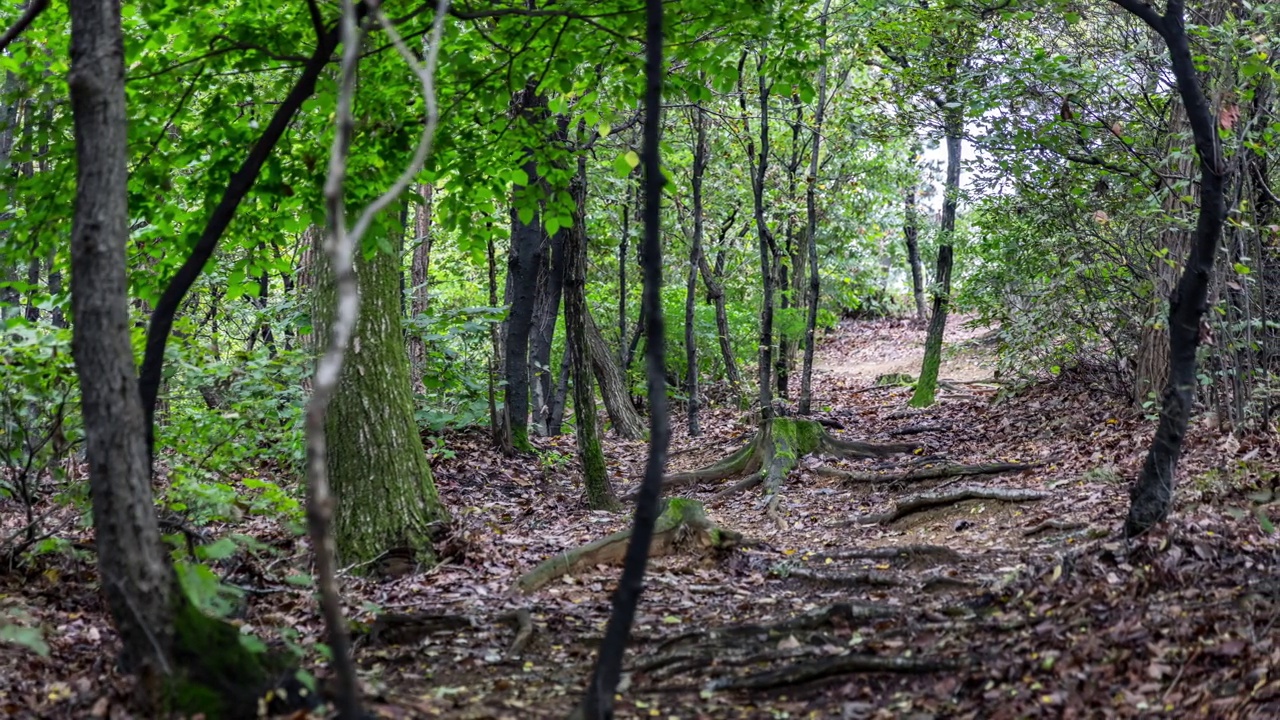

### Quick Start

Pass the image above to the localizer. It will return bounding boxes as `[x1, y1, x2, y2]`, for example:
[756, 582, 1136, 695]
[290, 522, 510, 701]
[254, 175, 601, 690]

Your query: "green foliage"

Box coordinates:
[405, 305, 504, 432]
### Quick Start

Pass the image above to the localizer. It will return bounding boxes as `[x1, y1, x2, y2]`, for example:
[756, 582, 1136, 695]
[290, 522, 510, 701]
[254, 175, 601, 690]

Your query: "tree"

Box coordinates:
[1110, 0, 1229, 537]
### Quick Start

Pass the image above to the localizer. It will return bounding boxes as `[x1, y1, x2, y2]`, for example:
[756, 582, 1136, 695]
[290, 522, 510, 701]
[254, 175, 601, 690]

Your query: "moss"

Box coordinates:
[166, 595, 273, 718]
[511, 424, 533, 453]
[769, 418, 824, 460]
[581, 428, 619, 511]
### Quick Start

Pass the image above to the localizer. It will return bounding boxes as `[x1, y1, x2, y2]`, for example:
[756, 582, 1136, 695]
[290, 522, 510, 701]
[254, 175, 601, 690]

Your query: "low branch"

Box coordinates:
[0, 0, 48, 55]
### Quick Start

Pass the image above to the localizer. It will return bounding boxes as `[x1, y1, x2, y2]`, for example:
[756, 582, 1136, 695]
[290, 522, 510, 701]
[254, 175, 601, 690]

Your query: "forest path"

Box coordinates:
[374, 314, 1278, 718]
[814, 314, 997, 383]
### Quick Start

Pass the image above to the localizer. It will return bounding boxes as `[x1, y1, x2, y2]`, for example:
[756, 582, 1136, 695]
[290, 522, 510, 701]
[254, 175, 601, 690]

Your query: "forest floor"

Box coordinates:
[4, 316, 1280, 719]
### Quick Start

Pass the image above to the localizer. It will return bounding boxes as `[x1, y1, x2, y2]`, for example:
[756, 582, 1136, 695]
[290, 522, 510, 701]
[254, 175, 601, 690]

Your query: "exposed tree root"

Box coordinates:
[818, 460, 1043, 484]
[815, 544, 964, 564]
[781, 567, 903, 587]
[500, 608, 534, 657]
[1023, 519, 1088, 537]
[515, 498, 740, 594]
[651, 602, 898, 656]
[665, 419, 918, 526]
[706, 653, 951, 691]
[362, 612, 473, 647]
[845, 487, 1049, 526]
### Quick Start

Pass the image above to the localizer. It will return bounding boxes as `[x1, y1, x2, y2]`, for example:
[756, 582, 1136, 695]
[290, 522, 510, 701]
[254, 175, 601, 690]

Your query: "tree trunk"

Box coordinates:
[741, 51, 775, 419]
[904, 148, 927, 323]
[488, 231, 512, 453]
[1114, 0, 1230, 537]
[685, 100, 707, 436]
[698, 216, 744, 404]
[586, 311, 647, 440]
[547, 344, 570, 436]
[408, 183, 433, 395]
[618, 173, 634, 369]
[68, 3, 286, 714]
[530, 225, 566, 435]
[799, 1, 831, 416]
[566, 148, 619, 509]
[313, 208, 448, 565]
[910, 94, 961, 409]
[501, 83, 547, 453]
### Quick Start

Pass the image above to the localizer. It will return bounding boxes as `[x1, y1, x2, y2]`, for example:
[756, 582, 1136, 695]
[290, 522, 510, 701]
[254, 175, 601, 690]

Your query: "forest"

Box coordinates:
[1, 0, 1279, 717]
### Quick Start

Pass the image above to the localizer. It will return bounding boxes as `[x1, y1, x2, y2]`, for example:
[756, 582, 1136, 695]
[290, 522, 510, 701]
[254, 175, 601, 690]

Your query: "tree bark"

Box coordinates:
[502, 84, 548, 453]
[799, 0, 831, 416]
[910, 88, 962, 409]
[1112, 0, 1230, 537]
[685, 100, 707, 436]
[904, 148, 927, 323]
[566, 148, 619, 509]
[741, 51, 776, 419]
[547, 344, 570, 436]
[586, 310, 647, 440]
[408, 182, 433, 395]
[68, 0, 176, 677]
[699, 214, 744, 403]
[312, 209, 449, 565]
[530, 225, 566, 436]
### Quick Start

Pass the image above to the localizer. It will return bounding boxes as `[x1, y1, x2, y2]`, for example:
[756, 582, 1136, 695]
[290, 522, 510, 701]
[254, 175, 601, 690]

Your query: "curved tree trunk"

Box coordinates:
[566, 148, 619, 509]
[1113, 0, 1229, 537]
[314, 209, 448, 565]
[586, 310, 647, 440]
[910, 92, 961, 409]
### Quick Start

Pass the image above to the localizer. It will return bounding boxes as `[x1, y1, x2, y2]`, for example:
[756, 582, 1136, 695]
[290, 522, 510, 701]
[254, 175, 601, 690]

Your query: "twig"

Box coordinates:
[844, 487, 1049, 526]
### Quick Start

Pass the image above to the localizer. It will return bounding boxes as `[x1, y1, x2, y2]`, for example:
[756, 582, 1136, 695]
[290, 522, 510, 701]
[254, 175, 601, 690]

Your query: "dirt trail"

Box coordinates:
[816, 314, 997, 383]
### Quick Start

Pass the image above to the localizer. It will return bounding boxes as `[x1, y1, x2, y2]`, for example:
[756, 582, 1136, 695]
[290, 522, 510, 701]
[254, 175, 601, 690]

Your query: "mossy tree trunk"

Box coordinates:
[910, 87, 962, 409]
[567, 146, 620, 510]
[67, 5, 292, 715]
[314, 210, 448, 566]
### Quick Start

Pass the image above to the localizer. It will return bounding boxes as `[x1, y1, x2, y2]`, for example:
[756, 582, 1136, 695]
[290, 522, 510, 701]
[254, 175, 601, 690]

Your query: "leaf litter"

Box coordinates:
[2, 316, 1278, 718]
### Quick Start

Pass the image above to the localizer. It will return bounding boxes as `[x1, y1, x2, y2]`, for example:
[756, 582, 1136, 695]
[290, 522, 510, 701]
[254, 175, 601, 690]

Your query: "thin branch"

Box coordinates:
[306, 1, 451, 718]
[1108, 0, 1167, 37]
[0, 0, 49, 56]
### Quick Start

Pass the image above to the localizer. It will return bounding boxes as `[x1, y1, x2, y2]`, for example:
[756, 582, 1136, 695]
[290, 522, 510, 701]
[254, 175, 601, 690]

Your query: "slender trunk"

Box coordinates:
[1115, 0, 1230, 537]
[24, 257, 39, 322]
[547, 344, 570, 436]
[904, 147, 927, 323]
[566, 146, 619, 509]
[488, 230, 512, 452]
[741, 51, 775, 420]
[408, 183, 433, 395]
[579, 0, 667, 710]
[910, 95, 961, 408]
[530, 224, 566, 435]
[618, 176, 633, 369]
[799, 0, 831, 416]
[0, 77, 18, 322]
[685, 101, 707, 436]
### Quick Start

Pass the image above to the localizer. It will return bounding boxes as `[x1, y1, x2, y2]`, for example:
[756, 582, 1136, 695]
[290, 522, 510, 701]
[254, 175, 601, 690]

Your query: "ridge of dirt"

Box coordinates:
[3, 318, 1279, 719]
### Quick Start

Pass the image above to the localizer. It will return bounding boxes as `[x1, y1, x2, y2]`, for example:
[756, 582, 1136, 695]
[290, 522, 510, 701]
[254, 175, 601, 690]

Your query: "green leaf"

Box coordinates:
[625, 150, 640, 169]
[198, 537, 238, 560]
[517, 206, 535, 225]
[1234, 262, 1251, 275]
[0, 624, 49, 657]
[284, 573, 314, 587]
[613, 153, 634, 179]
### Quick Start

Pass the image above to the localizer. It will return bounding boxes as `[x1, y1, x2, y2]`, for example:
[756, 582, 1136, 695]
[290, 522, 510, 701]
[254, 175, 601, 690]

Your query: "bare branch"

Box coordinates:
[1108, 0, 1167, 37]
[0, 0, 49, 56]
[305, 0, 451, 717]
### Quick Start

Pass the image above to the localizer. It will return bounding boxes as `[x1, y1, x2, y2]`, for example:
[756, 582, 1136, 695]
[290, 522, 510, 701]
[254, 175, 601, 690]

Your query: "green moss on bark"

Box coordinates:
[313, 214, 449, 566]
